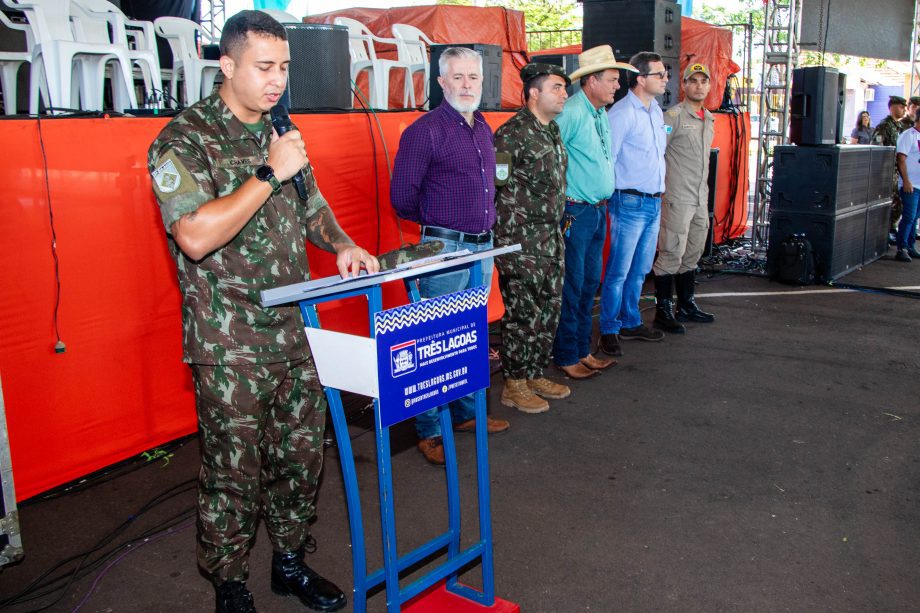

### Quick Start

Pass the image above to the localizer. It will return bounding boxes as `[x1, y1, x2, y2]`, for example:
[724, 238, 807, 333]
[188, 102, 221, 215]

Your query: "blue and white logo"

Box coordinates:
[390, 340, 417, 377]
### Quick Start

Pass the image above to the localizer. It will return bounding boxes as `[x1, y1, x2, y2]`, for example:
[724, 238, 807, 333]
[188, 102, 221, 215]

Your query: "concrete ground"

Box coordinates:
[2, 253, 918, 613]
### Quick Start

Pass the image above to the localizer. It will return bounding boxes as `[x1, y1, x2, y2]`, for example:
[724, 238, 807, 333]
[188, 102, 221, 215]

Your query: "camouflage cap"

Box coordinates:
[889, 95, 907, 106]
[683, 62, 710, 80]
[520, 62, 571, 87]
[909, 96, 920, 106]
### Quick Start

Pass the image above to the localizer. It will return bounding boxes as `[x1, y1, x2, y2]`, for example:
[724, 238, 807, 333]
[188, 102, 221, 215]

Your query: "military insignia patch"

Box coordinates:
[153, 158, 181, 193]
[496, 163, 509, 181]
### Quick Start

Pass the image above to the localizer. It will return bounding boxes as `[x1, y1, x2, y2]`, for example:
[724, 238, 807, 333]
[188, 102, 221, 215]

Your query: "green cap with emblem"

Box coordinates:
[909, 96, 920, 106]
[520, 62, 571, 87]
[889, 95, 907, 106]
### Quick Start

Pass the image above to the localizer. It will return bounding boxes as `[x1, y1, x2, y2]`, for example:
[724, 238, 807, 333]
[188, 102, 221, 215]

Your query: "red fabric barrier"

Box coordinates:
[307, 5, 529, 110]
[711, 113, 751, 242]
[0, 111, 513, 500]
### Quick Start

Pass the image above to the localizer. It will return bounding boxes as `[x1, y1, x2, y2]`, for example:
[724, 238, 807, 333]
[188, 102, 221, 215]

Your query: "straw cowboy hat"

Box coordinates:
[569, 45, 638, 81]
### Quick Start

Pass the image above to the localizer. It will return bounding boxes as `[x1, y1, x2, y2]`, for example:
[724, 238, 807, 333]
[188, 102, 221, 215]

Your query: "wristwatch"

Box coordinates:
[255, 164, 282, 193]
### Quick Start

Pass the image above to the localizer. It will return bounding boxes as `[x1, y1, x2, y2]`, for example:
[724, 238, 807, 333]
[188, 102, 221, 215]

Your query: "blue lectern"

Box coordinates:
[261, 245, 520, 613]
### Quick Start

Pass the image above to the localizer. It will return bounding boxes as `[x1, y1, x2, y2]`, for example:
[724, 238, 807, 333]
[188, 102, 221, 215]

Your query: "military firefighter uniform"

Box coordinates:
[147, 92, 329, 584]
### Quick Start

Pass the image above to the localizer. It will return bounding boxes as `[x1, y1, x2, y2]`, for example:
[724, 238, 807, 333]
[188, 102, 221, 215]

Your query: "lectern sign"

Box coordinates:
[374, 286, 490, 428]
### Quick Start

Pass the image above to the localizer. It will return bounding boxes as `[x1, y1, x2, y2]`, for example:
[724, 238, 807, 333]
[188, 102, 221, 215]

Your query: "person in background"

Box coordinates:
[873, 95, 910, 241]
[850, 111, 872, 144]
[894, 111, 920, 262]
[391, 46, 510, 465]
[493, 62, 572, 414]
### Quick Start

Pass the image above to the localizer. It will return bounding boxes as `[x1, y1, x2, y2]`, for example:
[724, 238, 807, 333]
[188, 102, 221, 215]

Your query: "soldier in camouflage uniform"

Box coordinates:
[873, 95, 909, 235]
[147, 11, 377, 613]
[494, 63, 573, 413]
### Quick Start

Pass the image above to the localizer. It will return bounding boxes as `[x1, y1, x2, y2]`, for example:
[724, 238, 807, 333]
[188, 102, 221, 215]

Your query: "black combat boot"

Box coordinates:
[270, 548, 346, 612]
[653, 274, 685, 334]
[675, 270, 715, 323]
[215, 581, 256, 613]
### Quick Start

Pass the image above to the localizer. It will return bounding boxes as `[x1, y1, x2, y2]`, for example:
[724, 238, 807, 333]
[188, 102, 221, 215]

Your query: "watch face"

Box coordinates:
[256, 165, 274, 181]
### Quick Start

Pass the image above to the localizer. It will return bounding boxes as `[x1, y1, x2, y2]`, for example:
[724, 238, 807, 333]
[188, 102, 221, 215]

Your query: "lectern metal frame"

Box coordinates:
[261, 246, 518, 613]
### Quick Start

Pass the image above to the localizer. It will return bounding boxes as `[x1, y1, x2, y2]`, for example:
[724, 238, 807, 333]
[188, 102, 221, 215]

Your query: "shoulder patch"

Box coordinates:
[495, 151, 512, 186]
[151, 149, 197, 199]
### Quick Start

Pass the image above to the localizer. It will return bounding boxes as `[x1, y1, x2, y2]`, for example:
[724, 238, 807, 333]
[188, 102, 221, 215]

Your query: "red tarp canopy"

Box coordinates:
[307, 5, 529, 109]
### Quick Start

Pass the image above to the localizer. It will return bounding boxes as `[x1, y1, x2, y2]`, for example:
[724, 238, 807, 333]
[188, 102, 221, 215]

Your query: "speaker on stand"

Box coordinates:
[280, 24, 351, 111]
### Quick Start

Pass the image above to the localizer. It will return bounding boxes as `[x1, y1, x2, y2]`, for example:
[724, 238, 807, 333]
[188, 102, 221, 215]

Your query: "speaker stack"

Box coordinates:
[280, 24, 351, 111]
[768, 145, 894, 282]
[790, 66, 846, 146]
[429, 44, 503, 111]
[582, 0, 681, 108]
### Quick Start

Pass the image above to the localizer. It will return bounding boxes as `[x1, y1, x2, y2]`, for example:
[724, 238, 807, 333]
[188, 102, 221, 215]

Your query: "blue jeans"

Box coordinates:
[897, 188, 920, 250]
[414, 231, 493, 440]
[552, 202, 607, 367]
[600, 191, 661, 334]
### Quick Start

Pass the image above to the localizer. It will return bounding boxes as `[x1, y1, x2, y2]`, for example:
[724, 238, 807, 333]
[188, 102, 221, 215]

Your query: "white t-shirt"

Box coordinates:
[895, 127, 920, 187]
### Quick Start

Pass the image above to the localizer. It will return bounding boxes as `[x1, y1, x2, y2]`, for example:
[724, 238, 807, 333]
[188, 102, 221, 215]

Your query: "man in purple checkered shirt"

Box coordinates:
[391, 46, 510, 466]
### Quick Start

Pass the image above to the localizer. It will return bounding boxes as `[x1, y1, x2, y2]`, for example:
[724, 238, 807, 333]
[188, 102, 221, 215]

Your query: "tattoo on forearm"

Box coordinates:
[305, 207, 354, 253]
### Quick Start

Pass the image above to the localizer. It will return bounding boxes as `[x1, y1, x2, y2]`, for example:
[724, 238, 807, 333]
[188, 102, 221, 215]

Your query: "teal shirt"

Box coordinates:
[555, 90, 615, 203]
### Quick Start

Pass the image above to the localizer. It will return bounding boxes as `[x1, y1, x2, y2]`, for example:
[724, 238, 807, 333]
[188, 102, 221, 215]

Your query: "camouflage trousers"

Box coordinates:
[190, 359, 327, 584]
[891, 187, 903, 232]
[497, 251, 564, 380]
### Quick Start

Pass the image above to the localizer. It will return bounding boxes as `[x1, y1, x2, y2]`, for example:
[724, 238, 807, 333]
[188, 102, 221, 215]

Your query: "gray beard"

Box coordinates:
[446, 92, 482, 114]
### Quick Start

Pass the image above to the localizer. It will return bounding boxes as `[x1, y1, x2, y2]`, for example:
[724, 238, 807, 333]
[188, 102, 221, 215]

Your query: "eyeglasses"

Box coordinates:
[640, 70, 670, 80]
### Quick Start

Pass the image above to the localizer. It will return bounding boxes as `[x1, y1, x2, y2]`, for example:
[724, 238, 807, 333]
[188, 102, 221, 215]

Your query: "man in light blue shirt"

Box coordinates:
[599, 51, 670, 357]
[551, 45, 637, 379]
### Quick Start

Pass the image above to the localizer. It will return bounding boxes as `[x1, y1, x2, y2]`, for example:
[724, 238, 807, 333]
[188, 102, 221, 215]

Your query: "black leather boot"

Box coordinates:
[675, 271, 715, 323]
[215, 581, 256, 613]
[270, 548, 346, 612]
[653, 274, 685, 333]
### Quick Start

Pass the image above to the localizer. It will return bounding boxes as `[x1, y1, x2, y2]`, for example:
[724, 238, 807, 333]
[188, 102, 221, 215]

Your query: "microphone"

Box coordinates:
[269, 103, 308, 201]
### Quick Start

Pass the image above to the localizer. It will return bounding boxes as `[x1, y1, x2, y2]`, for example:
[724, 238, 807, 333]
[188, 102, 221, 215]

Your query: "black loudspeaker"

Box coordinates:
[429, 44, 503, 111]
[768, 207, 867, 282]
[865, 201, 892, 263]
[790, 66, 844, 145]
[280, 24, 350, 111]
[537, 53, 581, 97]
[869, 145, 897, 203]
[771, 145, 872, 215]
[703, 147, 719, 258]
[768, 144, 894, 282]
[583, 0, 681, 109]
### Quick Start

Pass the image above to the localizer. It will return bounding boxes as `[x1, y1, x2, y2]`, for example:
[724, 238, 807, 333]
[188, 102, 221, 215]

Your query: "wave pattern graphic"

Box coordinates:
[374, 286, 489, 335]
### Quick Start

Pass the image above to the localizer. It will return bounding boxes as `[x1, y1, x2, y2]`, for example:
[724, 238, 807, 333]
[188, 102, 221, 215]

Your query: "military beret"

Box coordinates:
[520, 62, 571, 87]
[889, 95, 907, 106]
[909, 96, 920, 106]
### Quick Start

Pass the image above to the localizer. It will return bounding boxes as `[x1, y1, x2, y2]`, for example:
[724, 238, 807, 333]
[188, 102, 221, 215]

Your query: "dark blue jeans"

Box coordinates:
[897, 188, 920, 250]
[600, 191, 661, 334]
[552, 201, 607, 367]
[413, 232, 493, 440]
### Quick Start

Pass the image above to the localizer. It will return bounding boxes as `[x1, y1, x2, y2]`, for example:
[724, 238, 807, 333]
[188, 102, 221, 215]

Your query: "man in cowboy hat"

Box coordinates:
[598, 51, 670, 356]
[652, 62, 717, 333]
[494, 62, 572, 413]
[551, 45, 637, 380]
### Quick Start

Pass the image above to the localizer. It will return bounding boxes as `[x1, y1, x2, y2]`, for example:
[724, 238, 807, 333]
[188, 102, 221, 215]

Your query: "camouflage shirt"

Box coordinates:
[493, 108, 568, 257]
[147, 93, 328, 365]
[872, 115, 908, 147]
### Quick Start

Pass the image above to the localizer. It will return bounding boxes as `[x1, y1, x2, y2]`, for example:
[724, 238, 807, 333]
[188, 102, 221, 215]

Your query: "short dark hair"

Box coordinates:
[579, 73, 597, 89]
[220, 10, 287, 58]
[627, 51, 662, 89]
[523, 74, 551, 102]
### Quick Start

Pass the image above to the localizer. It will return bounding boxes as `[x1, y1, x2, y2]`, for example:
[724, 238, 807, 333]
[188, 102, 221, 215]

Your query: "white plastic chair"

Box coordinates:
[333, 16, 415, 109]
[0, 10, 30, 114]
[5, 0, 138, 114]
[71, 0, 163, 107]
[391, 23, 434, 109]
[258, 9, 300, 24]
[154, 16, 220, 108]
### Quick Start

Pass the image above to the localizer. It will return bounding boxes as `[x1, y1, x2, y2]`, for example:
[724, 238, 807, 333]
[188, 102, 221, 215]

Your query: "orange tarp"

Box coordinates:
[0, 111, 513, 501]
[307, 5, 529, 109]
[531, 17, 742, 113]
